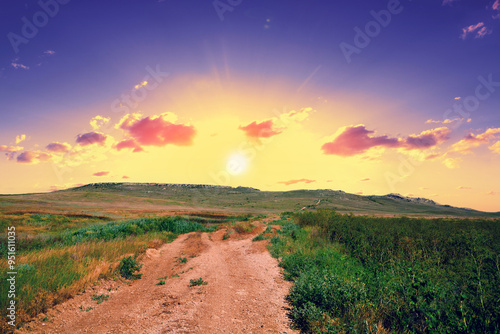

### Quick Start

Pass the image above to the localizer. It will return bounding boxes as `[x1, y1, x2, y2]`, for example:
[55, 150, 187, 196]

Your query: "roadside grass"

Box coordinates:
[222, 229, 232, 240]
[252, 234, 268, 242]
[222, 227, 234, 240]
[232, 221, 254, 234]
[252, 225, 276, 242]
[79, 305, 94, 312]
[269, 211, 500, 333]
[0, 216, 217, 330]
[0, 216, 217, 257]
[91, 294, 110, 304]
[0, 213, 111, 238]
[175, 257, 188, 264]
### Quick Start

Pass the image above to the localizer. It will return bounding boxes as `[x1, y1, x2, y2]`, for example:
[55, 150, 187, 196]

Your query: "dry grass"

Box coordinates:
[0, 233, 171, 330]
[233, 222, 255, 234]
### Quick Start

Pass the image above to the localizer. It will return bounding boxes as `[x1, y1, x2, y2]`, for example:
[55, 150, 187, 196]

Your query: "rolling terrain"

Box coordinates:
[1, 182, 499, 219]
[1, 183, 499, 332]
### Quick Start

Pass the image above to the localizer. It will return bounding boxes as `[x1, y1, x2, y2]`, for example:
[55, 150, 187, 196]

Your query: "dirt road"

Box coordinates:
[20, 220, 298, 334]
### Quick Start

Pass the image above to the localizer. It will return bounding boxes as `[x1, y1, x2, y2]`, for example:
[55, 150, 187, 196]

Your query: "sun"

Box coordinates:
[226, 153, 249, 176]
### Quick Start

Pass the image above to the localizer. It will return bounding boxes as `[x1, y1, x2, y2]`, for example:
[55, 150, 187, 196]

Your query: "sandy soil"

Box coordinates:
[19, 219, 298, 334]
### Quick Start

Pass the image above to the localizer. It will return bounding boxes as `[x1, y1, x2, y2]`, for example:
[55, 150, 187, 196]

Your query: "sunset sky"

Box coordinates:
[1, 0, 499, 211]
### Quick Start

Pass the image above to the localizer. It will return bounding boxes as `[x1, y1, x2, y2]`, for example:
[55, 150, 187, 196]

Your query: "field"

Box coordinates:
[1, 183, 499, 333]
[269, 211, 500, 333]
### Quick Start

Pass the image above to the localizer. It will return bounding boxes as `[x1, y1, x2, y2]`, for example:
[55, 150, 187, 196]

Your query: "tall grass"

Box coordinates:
[0, 216, 216, 330]
[0, 216, 216, 257]
[270, 210, 500, 333]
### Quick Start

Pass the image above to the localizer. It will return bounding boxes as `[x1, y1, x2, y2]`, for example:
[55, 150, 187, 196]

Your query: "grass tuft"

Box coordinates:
[91, 294, 110, 304]
[189, 277, 207, 287]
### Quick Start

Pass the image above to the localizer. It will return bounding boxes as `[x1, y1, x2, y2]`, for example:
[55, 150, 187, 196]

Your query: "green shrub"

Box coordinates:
[252, 234, 267, 241]
[118, 256, 142, 280]
[222, 230, 232, 240]
[189, 278, 207, 287]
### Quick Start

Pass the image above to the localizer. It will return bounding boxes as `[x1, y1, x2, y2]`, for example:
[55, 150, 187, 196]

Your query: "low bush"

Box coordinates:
[118, 256, 142, 280]
[189, 278, 207, 287]
[252, 234, 267, 241]
[91, 294, 110, 304]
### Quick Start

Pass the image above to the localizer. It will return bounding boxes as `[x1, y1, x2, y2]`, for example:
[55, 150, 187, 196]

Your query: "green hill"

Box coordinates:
[1, 183, 498, 219]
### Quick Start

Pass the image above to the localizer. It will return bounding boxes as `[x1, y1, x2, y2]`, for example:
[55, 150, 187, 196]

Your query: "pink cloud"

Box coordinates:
[76, 132, 107, 146]
[278, 179, 316, 186]
[122, 176, 130, 179]
[322, 125, 451, 157]
[11, 62, 29, 70]
[404, 127, 451, 150]
[238, 108, 312, 140]
[461, 22, 491, 39]
[93, 171, 110, 177]
[46, 142, 71, 153]
[115, 139, 144, 153]
[16, 151, 52, 164]
[493, 0, 500, 18]
[425, 154, 440, 160]
[117, 113, 195, 147]
[361, 178, 370, 181]
[355, 192, 363, 195]
[239, 120, 283, 139]
[321, 125, 401, 156]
